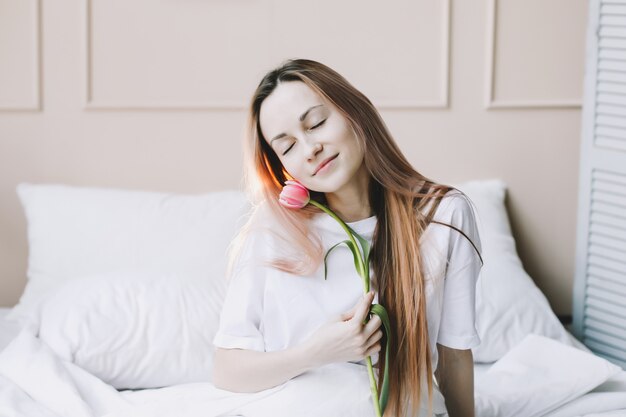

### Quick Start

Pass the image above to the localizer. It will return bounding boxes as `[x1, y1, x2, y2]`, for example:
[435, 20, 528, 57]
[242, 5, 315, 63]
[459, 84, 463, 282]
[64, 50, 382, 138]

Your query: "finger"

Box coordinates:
[365, 328, 384, 347]
[364, 314, 382, 336]
[340, 303, 359, 321]
[351, 291, 374, 325]
[364, 342, 382, 357]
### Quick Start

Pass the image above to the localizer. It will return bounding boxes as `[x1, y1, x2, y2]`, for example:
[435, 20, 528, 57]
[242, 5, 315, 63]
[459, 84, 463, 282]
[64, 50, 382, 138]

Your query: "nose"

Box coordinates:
[307, 142, 323, 161]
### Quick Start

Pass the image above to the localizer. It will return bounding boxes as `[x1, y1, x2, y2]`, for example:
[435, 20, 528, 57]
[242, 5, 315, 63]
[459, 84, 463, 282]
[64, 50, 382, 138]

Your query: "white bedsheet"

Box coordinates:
[1, 311, 626, 417]
[0, 308, 20, 352]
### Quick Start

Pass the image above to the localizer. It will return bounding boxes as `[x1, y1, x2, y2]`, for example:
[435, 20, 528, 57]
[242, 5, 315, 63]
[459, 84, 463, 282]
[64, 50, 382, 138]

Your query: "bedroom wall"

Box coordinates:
[0, 0, 587, 317]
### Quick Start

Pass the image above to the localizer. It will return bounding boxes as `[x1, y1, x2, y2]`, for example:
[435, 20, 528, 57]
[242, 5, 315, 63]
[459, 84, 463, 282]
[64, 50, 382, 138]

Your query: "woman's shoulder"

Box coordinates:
[433, 189, 476, 224]
[426, 189, 481, 250]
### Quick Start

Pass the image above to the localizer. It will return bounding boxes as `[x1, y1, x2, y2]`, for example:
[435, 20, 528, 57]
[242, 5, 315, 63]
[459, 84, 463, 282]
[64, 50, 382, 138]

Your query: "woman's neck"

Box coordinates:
[324, 163, 372, 222]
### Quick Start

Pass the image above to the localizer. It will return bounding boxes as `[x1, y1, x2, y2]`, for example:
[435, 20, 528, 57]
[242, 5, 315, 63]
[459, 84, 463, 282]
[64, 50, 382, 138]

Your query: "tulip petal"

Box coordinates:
[278, 181, 310, 209]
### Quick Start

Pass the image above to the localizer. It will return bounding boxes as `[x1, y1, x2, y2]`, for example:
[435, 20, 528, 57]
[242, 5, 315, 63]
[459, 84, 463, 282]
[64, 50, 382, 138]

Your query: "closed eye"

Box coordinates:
[282, 142, 295, 155]
[283, 119, 326, 155]
[309, 119, 326, 131]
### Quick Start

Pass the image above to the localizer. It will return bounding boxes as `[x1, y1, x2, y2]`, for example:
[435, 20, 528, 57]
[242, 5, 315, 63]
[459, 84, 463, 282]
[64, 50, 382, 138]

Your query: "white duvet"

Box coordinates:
[1, 328, 626, 417]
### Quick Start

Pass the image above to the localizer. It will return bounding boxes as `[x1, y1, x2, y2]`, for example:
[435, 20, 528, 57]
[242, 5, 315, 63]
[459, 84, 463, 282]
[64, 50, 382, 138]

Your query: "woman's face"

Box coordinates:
[259, 81, 366, 194]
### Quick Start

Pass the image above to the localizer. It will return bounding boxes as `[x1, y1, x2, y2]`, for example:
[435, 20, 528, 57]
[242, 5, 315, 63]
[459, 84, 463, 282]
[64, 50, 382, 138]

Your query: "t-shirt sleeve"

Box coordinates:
[212, 231, 268, 352]
[436, 193, 483, 350]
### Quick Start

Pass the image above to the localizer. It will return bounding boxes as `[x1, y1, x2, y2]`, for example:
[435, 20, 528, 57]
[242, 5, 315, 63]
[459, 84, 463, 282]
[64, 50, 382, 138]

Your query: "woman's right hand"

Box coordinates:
[303, 291, 383, 367]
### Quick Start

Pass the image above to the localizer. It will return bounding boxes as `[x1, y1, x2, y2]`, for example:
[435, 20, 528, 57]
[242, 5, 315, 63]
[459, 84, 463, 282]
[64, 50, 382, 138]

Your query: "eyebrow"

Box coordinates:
[269, 104, 324, 145]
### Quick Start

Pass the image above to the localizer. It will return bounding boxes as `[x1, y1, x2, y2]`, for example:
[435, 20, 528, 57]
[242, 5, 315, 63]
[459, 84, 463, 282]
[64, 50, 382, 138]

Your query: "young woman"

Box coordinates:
[212, 59, 483, 417]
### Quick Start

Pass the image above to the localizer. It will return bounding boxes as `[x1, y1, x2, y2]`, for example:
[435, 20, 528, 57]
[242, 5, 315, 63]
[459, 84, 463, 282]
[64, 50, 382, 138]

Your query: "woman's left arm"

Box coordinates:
[434, 343, 475, 417]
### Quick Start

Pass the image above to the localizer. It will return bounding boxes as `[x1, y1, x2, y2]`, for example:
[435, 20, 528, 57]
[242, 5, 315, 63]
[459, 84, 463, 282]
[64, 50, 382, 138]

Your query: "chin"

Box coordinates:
[307, 178, 348, 195]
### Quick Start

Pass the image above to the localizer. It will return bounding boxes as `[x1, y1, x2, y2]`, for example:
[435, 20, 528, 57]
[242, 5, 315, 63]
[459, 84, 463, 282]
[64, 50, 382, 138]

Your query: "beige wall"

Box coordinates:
[0, 0, 587, 316]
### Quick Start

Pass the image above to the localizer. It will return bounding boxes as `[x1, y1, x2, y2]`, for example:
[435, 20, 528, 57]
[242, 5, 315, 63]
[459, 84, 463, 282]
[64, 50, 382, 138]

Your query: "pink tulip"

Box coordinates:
[279, 180, 310, 209]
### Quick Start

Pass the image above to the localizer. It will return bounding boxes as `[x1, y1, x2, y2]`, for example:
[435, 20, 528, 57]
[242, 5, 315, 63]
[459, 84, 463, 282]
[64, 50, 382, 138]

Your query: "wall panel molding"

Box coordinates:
[374, 0, 451, 109]
[484, 0, 583, 109]
[82, 0, 246, 111]
[0, 0, 42, 112]
[83, 0, 450, 111]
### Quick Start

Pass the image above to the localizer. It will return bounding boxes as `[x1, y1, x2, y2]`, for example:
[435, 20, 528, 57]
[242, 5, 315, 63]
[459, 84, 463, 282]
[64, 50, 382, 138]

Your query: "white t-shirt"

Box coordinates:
[213, 191, 482, 373]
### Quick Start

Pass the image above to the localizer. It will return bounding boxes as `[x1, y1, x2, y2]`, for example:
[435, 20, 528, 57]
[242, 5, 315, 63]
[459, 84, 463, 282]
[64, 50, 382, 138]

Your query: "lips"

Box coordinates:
[313, 154, 339, 176]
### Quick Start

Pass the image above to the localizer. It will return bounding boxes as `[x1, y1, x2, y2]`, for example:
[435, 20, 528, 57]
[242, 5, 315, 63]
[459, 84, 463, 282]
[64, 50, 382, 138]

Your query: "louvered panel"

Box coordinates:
[587, 305, 623, 325]
[591, 210, 626, 228]
[584, 338, 626, 362]
[597, 113, 626, 128]
[598, 91, 626, 106]
[586, 317, 626, 340]
[602, 4, 626, 15]
[588, 171, 626, 275]
[596, 125, 626, 139]
[584, 169, 626, 366]
[602, 14, 626, 26]
[597, 103, 626, 117]
[599, 48, 626, 60]
[600, 27, 626, 38]
[600, 36, 626, 50]
[598, 59, 626, 71]
[588, 271, 626, 295]
[589, 232, 626, 252]
[598, 70, 626, 85]
[597, 3, 626, 157]
[595, 111, 626, 149]
[588, 241, 626, 262]
[596, 137, 626, 151]
[593, 178, 626, 194]
[597, 81, 626, 94]
[589, 253, 626, 273]
[587, 286, 626, 306]
[586, 296, 626, 317]
[575, 0, 626, 371]
[592, 199, 626, 217]
[589, 264, 626, 284]
[592, 188, 626, 206]
[594, 169, 626, 184]
[586, 328, 626, 351]
[590, 223, 626, 242]
[589, 234, 626, 255]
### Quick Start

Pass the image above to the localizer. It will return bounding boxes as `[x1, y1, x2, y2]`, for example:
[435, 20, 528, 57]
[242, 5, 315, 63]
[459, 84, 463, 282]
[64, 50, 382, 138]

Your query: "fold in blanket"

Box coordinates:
[0, 329, 442, 417]
[0, 329, 623, 417]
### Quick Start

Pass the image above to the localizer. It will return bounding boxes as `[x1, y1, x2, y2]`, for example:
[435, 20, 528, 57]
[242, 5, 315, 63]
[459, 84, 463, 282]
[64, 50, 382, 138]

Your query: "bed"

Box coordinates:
[0, 309, 20, 352]
[0, 180, 625, 417]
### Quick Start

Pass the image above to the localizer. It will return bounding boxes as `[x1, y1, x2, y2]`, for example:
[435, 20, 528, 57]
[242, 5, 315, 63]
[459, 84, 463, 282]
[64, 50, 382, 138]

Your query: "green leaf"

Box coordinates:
[323, 240, 351, 280]
[370, 303, 391, 414]
[323, 239, 365, 283]
[346, 225, 371, 268]
[344, 239, 365, 278]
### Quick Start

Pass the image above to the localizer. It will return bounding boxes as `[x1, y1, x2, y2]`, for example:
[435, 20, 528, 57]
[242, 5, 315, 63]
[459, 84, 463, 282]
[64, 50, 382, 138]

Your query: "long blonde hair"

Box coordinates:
[232, 58, 481, 416]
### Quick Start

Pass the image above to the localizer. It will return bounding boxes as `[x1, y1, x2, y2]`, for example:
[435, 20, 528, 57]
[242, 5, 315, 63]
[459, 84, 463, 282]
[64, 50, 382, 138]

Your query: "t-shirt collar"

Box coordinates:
[311, 211, 377, 237]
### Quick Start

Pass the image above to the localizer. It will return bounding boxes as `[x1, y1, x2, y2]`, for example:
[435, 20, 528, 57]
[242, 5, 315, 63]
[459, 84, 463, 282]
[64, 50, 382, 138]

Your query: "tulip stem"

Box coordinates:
[308, 199, 382, 417]
[308, 200, 369, 292]
[367, 356, 383, 417]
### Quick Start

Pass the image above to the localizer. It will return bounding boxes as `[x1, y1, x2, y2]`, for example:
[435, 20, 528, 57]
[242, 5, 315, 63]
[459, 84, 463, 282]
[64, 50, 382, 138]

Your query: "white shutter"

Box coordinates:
[572, 0, 626, 370]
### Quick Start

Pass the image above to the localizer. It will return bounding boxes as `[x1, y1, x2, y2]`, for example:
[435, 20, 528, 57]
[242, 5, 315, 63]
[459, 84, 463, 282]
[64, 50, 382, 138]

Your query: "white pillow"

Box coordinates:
[38, 269, 220, 389]
[456, 180, 580, 362]
[474, 334, 622, 417]
[10, 183, 250, 327]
